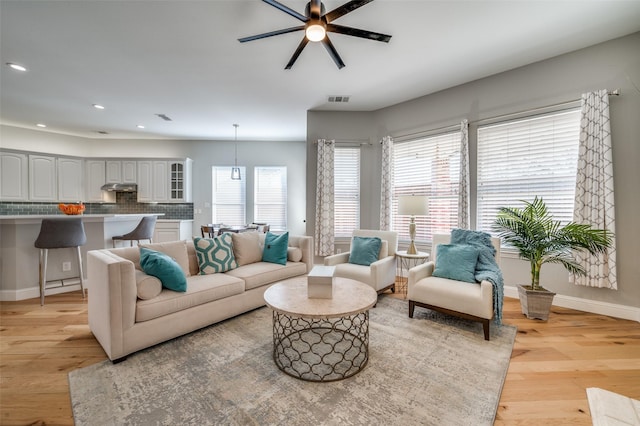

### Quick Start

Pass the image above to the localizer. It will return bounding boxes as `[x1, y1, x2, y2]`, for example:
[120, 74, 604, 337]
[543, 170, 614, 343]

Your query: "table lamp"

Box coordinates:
[397, 195, 429, 254]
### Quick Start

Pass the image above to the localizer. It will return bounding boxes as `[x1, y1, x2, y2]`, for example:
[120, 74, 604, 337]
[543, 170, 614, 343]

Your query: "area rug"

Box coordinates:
[69, 295, 516, 425]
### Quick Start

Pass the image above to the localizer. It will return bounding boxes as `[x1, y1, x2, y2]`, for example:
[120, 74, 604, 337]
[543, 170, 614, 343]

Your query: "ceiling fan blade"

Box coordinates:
[263, 0, 308, 22]
[238, 25, 304, 43]
[326, 23, 391, 43]
[322, 36, 346, 69]
[309, 0, 322, 19]
[324, 0, 373, 23]
[285, 37, 310, 69]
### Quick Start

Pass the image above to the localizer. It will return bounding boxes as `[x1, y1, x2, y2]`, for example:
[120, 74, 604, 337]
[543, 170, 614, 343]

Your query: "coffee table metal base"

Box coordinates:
[271, 310, 370, 382]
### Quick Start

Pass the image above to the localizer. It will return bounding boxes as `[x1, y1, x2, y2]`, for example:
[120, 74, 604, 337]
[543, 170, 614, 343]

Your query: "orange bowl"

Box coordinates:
[58, 203, 86, 215]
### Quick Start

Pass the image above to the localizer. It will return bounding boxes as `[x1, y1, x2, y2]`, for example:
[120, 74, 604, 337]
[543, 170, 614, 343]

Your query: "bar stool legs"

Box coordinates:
[38, 246, 86, 306]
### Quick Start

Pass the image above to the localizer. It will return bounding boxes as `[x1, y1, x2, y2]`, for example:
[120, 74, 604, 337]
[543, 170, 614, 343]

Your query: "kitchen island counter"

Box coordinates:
[0, 213, 172, 301]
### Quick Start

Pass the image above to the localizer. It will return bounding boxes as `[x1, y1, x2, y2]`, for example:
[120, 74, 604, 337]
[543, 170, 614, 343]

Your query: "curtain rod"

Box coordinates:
[391, 122, 461, 142]
[314, 139, 372, 146]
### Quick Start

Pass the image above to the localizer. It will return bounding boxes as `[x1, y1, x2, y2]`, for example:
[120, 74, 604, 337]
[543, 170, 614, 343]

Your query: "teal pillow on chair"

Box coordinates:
[348, 236, 382, 266]
[139, 247, 187, 292]
[263, 232, 289, 265]
[432, 244, 479, 283]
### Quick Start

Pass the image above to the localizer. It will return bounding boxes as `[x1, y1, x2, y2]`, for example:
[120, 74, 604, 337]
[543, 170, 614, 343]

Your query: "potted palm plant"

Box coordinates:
[492, 197, 613, 320]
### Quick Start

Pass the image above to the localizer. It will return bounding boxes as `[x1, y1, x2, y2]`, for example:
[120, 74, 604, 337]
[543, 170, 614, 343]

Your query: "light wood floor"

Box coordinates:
[1, 291, 638, 425]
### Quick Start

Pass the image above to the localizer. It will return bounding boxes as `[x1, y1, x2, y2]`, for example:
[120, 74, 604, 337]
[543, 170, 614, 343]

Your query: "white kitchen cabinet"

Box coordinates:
[153, 220, 194, 243]
[169, 159, 193, 202]
[138, 159, 192, 203]
[0, 151, 28, 201]
[106, 160, 137, 183]
[152, 161, 169, 201]
[136, 160, 153, 202]
[29, 154, 57, 201]
[57, 157, 84, 201]
[86, 160, 115, 203]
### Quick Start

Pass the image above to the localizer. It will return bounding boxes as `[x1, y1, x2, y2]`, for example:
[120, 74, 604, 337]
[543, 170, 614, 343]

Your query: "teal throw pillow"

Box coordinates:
[194, 234, 238, 274]
[348, 236, 382, 266]
[432, 244, 479, 283]
[262, 232, 289, 265]
[139, 247, 187, 292]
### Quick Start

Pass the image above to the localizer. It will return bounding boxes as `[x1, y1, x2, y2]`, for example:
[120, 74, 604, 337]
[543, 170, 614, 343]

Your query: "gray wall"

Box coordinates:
[307, 32, 640, 310]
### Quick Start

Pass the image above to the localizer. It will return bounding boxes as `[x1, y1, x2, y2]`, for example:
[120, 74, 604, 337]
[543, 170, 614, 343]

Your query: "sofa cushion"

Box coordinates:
[225, 261, 307, 291]
[140, 247, 188, 292]
[194, 234, 238, 274]
[349, 236, 382, 266]
[231, 232, 263, 266]
[287, 247, 302, 262]
[140, 240, 191, 277]
[135, 274, 245, 322]
[135, 270, 163, 300]
[432, 244, 479, 283]
[262, 232, 289, 265]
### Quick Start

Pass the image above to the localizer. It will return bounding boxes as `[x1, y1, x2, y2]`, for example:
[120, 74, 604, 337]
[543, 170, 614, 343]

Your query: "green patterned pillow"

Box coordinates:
[193, 234, 238, 274]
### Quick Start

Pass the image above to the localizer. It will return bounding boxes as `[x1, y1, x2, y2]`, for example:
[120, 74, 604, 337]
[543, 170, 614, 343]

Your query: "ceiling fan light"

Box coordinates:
[306, 23, 326, 42]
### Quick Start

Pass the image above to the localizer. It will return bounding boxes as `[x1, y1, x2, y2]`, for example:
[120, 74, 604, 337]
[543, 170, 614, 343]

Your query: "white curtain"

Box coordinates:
[457, 119, 470, 229]
[379, 135, 394, 230]
[573, 90, 617, 289]
[314, 139, 335, 256]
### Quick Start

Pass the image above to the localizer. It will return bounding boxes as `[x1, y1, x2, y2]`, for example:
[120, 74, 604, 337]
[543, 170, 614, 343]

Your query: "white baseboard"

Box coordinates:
[504, 285, 640, 322]
[0, 283, 82, 302]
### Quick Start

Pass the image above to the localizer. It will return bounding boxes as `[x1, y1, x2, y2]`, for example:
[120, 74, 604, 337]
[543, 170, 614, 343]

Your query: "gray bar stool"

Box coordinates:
[34, 218, 87, 306]
[112, 216, 157, 247]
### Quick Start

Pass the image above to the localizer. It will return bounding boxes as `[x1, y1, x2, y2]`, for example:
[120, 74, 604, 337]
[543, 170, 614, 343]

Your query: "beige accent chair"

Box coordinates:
[408, 234, 500, 340]
[324, 229, 399, 294]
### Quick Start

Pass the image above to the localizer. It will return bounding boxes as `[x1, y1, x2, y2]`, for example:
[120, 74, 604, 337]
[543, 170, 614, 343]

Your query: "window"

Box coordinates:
[212, 166, 246, 225]
[334, 147, 360, 237]
[254, 166, 287, 231]
[393, 131, 461, 244]
[477, 109, 581, 234]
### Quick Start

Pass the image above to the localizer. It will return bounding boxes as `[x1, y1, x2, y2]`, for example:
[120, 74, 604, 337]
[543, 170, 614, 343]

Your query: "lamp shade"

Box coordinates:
[397, 195, 428, 216]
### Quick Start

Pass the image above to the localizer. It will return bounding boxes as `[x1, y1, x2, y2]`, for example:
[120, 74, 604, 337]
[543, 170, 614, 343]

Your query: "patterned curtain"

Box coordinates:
[379, 136, 394, 230]
[457, 119, 470, 229]
[314, 139, 335, 256]
[573, 90, 617, 289]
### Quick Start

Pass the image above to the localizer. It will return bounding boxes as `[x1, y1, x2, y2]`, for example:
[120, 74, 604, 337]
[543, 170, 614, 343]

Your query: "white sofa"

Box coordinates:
[87, 233, 313, 361]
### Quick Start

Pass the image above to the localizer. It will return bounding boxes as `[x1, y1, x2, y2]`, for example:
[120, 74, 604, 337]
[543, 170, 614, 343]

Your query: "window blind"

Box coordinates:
[477, 108, 581, 234]
[334, 147, 360, 237]
[212, 166, 246, 226]
[392, 131, 461, 243]
[254, 166, 287, 231]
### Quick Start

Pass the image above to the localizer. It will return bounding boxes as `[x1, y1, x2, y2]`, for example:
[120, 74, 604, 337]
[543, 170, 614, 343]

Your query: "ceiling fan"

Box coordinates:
[238, 0, 391, 69]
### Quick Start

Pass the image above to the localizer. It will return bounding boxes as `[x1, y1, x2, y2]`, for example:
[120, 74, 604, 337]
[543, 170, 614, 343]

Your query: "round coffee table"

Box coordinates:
[263, 276, 377, 382]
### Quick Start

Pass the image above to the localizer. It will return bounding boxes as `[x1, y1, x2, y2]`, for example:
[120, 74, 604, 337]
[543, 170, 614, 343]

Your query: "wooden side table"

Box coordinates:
[396, 250, 430, 297]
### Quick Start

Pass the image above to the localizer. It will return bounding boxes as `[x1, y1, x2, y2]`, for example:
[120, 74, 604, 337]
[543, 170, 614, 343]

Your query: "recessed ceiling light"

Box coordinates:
[36, 123, 47, 128]
[93, 104, 105, 110]
[136, 125, 145, 129]
[6, 62, 27, 72]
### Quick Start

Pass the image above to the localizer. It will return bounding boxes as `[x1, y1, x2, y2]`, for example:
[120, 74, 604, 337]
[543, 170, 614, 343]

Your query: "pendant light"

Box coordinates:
[231, 124, 241, 180]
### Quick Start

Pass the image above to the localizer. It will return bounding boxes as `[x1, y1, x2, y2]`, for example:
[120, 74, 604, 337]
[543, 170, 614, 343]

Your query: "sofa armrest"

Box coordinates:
[287, 235, 314, 273]
[408, 261, 435, 290]
[324, 252, 350, 266]
[87, 249, 138, 361]
[369, 255, 397, 287]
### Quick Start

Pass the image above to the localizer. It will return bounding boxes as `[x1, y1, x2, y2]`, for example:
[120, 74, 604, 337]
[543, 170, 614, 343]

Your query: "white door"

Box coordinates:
[137, 160, 153, 202]
[57, 157, 84, 201]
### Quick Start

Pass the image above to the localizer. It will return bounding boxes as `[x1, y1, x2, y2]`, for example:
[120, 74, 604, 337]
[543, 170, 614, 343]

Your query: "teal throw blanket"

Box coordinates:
[451, 228, 504, 325]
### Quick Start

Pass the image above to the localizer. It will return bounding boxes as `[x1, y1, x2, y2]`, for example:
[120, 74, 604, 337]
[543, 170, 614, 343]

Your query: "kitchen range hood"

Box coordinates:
[101, 183, 138, 192]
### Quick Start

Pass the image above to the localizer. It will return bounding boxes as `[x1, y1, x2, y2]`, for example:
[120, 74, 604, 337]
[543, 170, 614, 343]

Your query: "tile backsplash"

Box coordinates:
[0, 192, 193, 220]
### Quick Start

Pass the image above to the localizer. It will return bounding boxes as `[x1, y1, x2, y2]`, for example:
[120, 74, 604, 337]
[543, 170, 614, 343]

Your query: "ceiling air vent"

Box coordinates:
[328, 96, 350, 103]
[95, 130, 109, 134]
[156, 113, 172, 121]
